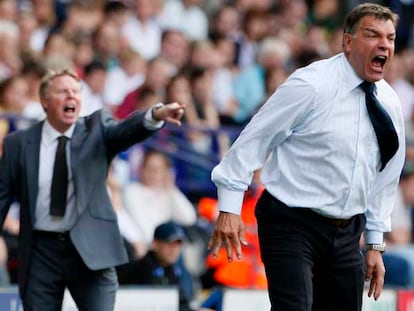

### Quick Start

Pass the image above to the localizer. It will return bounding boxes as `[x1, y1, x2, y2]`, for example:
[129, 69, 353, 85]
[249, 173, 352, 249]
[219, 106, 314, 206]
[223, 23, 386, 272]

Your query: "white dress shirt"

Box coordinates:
[212, 53, 406, 244]
[35, 121, 76, 231]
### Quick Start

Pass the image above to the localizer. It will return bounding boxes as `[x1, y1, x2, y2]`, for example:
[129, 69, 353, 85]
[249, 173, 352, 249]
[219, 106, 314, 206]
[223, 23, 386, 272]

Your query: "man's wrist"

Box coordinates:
[151, 103, 164, 121]
[365, 242, 386, 253]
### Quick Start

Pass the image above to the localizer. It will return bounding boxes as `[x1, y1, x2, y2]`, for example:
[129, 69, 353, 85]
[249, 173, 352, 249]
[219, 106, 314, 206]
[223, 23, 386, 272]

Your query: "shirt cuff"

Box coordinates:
[217, 187, 245, 215]
[364, 230, 383, 244]
[144, 103, 165, 130]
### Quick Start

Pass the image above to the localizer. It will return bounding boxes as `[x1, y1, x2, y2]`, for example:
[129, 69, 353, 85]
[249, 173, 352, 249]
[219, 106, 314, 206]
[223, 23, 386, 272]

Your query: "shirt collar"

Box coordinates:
[340, 53, 365, 95]
[340, 53, 386, 97]
[42, 120, 75, 145]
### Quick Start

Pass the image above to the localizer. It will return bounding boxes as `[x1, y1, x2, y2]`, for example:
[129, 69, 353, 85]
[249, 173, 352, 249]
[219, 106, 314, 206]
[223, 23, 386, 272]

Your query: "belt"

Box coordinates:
[34, 230, 70, 241]
[309, 211, 354, 228]
[323, 217, 353, 227]
[263, 190, 356, 228]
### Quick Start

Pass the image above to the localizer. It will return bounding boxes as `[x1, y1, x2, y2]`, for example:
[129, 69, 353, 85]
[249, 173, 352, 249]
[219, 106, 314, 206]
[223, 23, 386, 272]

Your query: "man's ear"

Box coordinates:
[40, 99, 47, 112]
[343, 33, 352, 54]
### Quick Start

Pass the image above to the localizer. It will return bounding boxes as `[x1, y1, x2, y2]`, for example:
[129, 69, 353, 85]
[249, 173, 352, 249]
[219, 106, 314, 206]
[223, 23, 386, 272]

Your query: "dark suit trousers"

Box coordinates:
[255, 190, 366, 311]
[22, 232, 118, 311]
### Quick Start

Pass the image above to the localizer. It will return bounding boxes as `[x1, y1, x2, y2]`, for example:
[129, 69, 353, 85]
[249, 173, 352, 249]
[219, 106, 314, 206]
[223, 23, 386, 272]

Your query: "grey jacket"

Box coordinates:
[0, 108, 158, 296]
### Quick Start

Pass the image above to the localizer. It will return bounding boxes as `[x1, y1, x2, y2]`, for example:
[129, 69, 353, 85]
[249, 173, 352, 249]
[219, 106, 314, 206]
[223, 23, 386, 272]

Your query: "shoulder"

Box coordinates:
[4, 121, 42, 143]
[377, 79, 403, 121]
[288, 54, 349, 103]
[291, 54, 343, 87]
[377, 79, 399, 99]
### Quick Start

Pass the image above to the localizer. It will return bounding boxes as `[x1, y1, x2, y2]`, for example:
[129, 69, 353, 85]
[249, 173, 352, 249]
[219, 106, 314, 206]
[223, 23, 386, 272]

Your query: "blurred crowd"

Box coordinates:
[1, 0, 414, 310]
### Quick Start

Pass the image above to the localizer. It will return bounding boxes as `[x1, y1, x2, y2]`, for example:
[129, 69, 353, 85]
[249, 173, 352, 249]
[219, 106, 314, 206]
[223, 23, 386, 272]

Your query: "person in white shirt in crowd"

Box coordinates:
[385, 52, 414, 122]
[122, 0, 161, 60]
[21, 61, 47, 121]
[121, 149, 197, 259]
[157, 0, 208, 41]
[80, 60, 107, 117]
[103, 48, 146, 109]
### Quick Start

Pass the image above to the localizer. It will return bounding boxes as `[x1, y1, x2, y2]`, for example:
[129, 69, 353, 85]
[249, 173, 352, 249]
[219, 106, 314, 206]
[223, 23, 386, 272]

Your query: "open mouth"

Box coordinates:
[372, 55, 387, 69]
[64, 104, 76, 113]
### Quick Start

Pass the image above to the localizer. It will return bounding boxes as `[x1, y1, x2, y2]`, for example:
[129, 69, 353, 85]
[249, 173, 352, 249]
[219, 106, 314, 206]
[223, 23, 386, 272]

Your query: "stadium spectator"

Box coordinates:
[60, 1, 103, 37]
[306, 0, 341, 34]
[232, 36, 291, 125]
[160, 29, 190, 74]
[103, 48, 146, 109]
[103, 0, 130, 29]
[0, 75, 30, 133]
[236, 8, 270, 69]
[115, 56, 173, 119]
[80, 60, 107, 116]
[41, 31, 75, 69]
[385, 52, 414, 122]
[209, 4, 242, 43]
[157, 0, 209, 41]
[69, 31, 95, 78]
[0, 22, 22, 81]
[122, 0, 161, 60]
[117, 221, 194, 311]
[29, 0, 56, 53]
[121, 149, 197, 259]
[21, 60, 47, 121]
[92, 21, 125, 70]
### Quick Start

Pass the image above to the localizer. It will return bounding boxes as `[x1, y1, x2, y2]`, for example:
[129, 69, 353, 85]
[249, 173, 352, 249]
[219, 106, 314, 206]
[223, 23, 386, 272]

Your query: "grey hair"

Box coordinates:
[39, 68, 80, 99]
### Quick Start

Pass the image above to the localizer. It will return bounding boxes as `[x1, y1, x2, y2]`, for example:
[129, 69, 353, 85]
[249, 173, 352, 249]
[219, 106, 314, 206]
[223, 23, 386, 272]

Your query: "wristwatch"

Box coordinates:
[151, 103, 164, 121]
[365, 243, 386, 253]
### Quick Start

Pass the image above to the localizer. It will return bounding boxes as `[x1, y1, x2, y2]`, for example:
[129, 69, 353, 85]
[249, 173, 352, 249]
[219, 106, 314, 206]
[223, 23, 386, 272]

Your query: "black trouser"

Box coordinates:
[255, 190, 366, 311]
[23, 231, 118, 311]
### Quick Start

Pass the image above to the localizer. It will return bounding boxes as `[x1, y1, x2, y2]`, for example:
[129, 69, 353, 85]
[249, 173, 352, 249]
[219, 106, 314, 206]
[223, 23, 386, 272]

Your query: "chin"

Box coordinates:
[365, 72, 385, 82]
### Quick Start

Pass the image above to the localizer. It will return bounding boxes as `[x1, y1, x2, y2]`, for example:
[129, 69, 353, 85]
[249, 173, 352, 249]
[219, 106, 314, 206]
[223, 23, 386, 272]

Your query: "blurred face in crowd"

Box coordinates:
[85, 68, 107, 94]
[166, 75, 192, 105]
[161, 31, 189, 69]
[135, 0, 156, 21]
[40, 73, 82, 133]
[140, 152, 171, 188]
[146, 58, 173, 91]
[0, 77, 28, 113]
[43, 33, 75, 60]
[0, 0, 17, 21]
[344, 15, 396, 82]
[214, 6, 240, 37]
[152, 239, 183, 267]
[95, 22, 120, 56]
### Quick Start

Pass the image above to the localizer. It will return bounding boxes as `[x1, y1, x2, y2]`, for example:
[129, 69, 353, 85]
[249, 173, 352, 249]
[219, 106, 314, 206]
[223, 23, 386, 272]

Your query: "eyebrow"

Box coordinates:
[362, 27, 396, 37]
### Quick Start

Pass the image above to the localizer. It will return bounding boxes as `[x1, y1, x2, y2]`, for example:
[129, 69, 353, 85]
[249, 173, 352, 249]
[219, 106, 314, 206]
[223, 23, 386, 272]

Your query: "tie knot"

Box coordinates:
[57, 136, 68, 143]
[360, 81, 376, 95]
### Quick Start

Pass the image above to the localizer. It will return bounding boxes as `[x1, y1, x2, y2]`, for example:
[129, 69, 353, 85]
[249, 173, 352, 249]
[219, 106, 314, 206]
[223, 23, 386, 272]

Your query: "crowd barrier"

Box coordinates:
[0, 286, 179, 311]
[2, 286, 414, 311]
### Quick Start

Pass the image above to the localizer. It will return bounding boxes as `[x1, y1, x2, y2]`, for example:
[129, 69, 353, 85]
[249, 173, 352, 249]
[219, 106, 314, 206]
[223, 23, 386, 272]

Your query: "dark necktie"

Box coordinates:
[50, 136, 68, 217]
[360, 81, 399, 171]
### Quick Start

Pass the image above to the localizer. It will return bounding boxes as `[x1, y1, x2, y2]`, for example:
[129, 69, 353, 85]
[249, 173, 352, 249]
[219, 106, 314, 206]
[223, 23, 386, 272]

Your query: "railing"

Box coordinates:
[0, 113, 243, 199]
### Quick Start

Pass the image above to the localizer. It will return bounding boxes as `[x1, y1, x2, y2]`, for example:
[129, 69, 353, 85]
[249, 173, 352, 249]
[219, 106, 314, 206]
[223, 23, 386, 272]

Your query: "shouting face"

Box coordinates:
[41, 74, 82, 133]
[343, 15, 396, 82]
